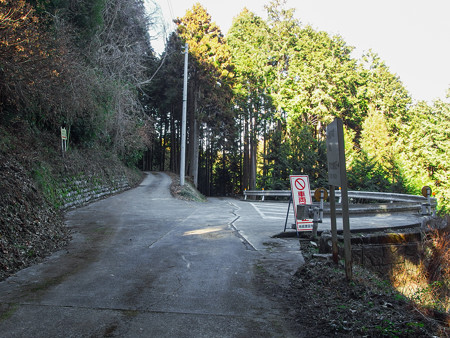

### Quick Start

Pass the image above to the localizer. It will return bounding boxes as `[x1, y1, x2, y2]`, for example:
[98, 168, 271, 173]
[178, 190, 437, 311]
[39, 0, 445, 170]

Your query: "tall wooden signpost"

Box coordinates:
[326, 118, 352, 281]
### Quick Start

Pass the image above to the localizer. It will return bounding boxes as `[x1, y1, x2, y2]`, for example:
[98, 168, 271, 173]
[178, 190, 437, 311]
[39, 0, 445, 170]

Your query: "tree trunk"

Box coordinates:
[192, 118, 199, 187]
[250, 140, 257, 190]
[209, 137, 213, 195]
[222, 148, 226, 195]
[249, 108, 257, 190]
[170, 110, 177, 172]
[263, 119, 267, 178]
[243, 112, 250, 191]
[188, 89, 200, 188]
[159, 122, 165, 171]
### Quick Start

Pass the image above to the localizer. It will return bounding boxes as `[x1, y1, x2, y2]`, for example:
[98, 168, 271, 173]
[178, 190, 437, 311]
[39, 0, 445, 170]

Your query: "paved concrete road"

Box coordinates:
[0, 173, 304, 337]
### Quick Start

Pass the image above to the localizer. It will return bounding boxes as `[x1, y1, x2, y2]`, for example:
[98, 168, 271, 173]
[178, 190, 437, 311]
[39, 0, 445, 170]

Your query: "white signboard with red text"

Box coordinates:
[289, 175, 313, 231]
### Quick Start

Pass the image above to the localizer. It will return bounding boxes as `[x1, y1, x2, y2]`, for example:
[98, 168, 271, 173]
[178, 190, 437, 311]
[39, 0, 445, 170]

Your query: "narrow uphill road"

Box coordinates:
[0, 172, 303, 337]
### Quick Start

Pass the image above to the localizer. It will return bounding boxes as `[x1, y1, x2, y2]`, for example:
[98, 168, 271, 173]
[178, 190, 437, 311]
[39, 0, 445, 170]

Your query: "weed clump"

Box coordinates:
[390, 221, 449, 326]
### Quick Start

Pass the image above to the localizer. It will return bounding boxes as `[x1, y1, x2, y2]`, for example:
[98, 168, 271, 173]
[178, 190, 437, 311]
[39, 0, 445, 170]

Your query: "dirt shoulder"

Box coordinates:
[254, 239, 448, 337]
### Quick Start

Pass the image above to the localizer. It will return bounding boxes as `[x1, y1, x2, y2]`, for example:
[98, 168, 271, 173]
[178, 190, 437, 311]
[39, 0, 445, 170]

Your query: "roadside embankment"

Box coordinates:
[0, 125, 143, 280]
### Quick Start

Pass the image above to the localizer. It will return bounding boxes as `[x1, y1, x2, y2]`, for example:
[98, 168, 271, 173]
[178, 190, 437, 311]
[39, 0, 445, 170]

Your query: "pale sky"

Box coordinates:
[149, 0, 450, 103]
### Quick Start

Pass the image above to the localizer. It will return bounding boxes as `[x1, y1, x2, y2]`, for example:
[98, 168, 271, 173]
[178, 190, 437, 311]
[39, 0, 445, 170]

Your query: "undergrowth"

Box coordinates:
[169, 173, 206, 202]
[389, 218, 449, 329]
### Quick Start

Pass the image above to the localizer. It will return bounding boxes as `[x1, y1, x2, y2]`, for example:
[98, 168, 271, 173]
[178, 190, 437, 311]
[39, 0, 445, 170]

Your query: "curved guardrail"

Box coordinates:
[244, 189, 436, 202]
[243, 189, 437, 215]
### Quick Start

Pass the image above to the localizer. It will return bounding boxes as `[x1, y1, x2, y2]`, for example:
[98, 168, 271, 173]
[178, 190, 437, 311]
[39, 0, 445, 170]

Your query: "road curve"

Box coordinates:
[0, 172, 302, 337]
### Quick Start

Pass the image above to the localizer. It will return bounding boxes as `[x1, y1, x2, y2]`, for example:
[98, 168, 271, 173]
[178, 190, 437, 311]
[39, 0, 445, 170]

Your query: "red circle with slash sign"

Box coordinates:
[295, 178, 306, 191]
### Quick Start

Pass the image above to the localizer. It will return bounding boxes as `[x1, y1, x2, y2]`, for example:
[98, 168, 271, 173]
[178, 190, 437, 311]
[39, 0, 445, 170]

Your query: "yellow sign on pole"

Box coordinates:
[314, 187, 328, 202]
[421, 186, 431, 197]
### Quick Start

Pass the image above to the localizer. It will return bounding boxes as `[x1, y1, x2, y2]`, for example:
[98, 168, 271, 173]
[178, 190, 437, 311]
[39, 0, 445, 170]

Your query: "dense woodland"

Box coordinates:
[1, 0, 449, 212]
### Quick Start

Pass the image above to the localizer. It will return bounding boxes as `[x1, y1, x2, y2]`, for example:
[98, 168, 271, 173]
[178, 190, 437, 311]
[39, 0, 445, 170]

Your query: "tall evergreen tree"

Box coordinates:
[175, 3, 234, 188]
[358, 51, 411, 132]
[396, 96, 450, 212]
[228, 8, 272, 190]
[143, 32, 184, 171]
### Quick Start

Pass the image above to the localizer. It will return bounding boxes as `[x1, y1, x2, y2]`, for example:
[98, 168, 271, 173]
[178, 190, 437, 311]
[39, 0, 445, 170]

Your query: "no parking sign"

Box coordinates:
[289, 175, 313, 231]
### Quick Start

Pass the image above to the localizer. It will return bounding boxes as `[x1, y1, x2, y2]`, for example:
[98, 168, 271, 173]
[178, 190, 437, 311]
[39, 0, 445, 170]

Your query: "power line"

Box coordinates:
[166, 0, 175, 27]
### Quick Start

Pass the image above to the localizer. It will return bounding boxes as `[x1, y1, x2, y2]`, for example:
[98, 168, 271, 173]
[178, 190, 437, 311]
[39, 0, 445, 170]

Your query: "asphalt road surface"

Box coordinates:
[0, 172, 304, 337]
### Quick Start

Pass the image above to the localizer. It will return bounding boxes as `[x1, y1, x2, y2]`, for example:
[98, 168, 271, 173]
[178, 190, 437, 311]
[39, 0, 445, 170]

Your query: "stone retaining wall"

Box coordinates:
[319, 231, 423, 276]
[351, 241, 422, 275]
[58, 175, 130, 210]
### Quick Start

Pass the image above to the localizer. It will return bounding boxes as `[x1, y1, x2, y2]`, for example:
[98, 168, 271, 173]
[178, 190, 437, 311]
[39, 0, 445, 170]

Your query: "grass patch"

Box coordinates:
[32, 162, 61, 208]
[169, 173, 206, 202]
[178, 182, 206, 202]
[0, 304, 18, 322]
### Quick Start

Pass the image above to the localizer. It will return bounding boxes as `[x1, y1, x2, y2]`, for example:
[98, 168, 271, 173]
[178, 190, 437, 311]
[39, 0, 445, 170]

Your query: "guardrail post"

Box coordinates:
[312, 206, 320, 238]
[319, 190, 324, 220]
[311, 188, 325, 238]
[421, 186, 432, 216]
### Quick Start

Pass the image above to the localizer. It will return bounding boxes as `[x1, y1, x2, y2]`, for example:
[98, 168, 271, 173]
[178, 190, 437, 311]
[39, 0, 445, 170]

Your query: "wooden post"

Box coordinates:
[330, 185, 338, 264]
[326, 118, 352, 280]
[341, 177, 352, 280]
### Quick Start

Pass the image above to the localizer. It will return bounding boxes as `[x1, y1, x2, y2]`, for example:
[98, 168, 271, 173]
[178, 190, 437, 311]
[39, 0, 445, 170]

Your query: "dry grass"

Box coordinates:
[389, 219, 449, 331]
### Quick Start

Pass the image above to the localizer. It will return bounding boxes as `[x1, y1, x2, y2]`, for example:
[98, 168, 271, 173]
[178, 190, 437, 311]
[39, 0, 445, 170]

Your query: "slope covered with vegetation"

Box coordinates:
[0, 122, 143, 280]
[0, 0, 149, 279]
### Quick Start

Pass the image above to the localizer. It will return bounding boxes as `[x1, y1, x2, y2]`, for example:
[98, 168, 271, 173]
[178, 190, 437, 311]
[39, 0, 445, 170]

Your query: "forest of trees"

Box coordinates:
[1, 0, 448, 212]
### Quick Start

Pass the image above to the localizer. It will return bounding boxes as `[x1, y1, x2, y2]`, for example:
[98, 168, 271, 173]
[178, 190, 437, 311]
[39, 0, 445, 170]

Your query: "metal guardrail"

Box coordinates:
[243, 189, 437, 206]
[244, 189, 437, 217]
[244, 190, 290, 201]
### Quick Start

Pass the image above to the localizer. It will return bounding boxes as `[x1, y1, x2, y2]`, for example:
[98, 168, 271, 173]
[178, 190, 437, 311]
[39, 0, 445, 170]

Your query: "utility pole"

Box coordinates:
[180, 43, 188, 186]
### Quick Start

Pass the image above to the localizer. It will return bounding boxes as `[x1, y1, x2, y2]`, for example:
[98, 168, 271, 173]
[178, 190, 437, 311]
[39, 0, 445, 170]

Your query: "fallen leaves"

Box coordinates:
[0, 153, 70, 281]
